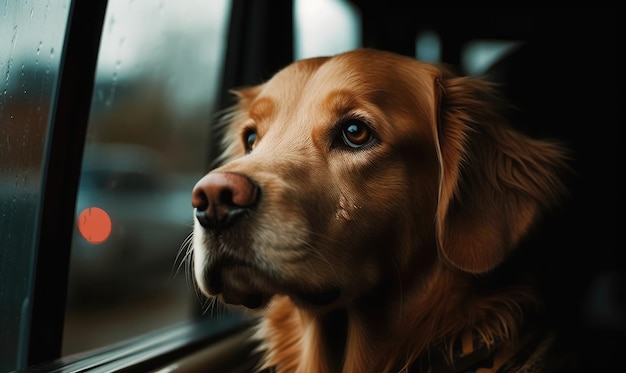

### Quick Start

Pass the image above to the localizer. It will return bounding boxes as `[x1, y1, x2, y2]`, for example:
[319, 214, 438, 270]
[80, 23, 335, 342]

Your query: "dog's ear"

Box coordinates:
[431, 72, 569, 274]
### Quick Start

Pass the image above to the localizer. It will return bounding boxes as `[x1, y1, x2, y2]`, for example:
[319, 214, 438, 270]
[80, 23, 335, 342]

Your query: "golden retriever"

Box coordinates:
[190, 48, 570, 373]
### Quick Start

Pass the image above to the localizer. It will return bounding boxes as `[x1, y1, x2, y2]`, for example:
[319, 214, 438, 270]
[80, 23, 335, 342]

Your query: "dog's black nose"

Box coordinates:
[192, 172, 259, 230]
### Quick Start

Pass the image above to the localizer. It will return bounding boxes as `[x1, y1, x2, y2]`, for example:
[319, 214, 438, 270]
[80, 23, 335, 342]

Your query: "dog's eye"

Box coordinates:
[340, 120, 374, 149]
[243, 129, 257, 154]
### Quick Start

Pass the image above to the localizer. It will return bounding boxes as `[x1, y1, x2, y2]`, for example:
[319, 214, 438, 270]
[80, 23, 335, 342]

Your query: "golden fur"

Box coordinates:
[190, 48, 569, 372]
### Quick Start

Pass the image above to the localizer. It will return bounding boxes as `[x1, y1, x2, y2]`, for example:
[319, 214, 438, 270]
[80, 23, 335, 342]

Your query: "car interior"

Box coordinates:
[1, 2, 618, 372]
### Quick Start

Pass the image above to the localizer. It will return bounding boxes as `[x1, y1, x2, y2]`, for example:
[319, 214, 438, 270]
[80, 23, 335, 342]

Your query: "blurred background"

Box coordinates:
[61, 0, 231, 354]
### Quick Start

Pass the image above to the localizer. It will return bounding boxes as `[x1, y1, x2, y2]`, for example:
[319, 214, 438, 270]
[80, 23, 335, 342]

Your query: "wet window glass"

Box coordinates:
[62, 0, 231, 355]
[0, 1, 71, 371]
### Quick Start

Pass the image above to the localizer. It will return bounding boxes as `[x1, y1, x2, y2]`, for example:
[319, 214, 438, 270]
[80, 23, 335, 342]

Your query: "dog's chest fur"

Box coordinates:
[258, 315, 557, 373]
[254, 294, 560, 373]
[411, 327, 557, 373]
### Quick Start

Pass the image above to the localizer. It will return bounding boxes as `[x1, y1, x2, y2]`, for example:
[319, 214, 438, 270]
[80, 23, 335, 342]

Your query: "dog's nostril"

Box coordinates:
[192, 192, 209, 212]
[219, 189, 234, 206]
[192, 172, 259, 229]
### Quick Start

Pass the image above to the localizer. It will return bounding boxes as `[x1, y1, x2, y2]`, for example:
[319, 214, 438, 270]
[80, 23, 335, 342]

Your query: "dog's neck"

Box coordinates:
[258, 296, 394, 373]
[256, 263, 544, 373]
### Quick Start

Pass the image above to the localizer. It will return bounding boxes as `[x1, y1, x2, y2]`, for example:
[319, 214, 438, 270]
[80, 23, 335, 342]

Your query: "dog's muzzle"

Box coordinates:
[192, 171, 259, 230]
[191, 171, 342, 309]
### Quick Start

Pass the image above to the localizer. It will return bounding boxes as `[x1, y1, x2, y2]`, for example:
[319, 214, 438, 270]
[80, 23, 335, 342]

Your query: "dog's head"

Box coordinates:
[190, 48, 568, 311]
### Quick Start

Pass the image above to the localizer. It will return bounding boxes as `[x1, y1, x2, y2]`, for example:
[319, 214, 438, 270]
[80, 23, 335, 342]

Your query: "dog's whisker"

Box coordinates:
[201, 296, 222, 318]
[172, 231, 194, 278]
[174, 231, 211, 305]
[185, 250, 198, 296]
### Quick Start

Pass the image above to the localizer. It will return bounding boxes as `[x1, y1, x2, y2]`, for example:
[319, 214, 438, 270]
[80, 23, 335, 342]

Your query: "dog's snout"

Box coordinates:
[192, 172, 259, 229]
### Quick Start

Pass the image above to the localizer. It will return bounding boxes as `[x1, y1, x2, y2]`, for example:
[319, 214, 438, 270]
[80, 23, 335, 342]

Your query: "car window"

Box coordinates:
[0, 1, 71, 370]
[62, 0, 231, 356]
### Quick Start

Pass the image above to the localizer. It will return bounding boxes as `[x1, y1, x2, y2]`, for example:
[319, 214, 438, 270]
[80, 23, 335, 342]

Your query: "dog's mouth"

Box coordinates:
[204, 261, 341, 309]
[206, 264, 272, 308]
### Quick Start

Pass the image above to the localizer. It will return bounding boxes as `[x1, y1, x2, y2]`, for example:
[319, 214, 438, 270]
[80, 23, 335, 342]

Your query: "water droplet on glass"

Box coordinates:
[50, 47, 55, 58]
[12, 25, 18, 45]
[5, 58, 12, 82]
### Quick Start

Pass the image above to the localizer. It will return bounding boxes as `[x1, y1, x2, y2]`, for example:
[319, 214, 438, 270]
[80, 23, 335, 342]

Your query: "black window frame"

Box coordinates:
[27, 0, 109, 365]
